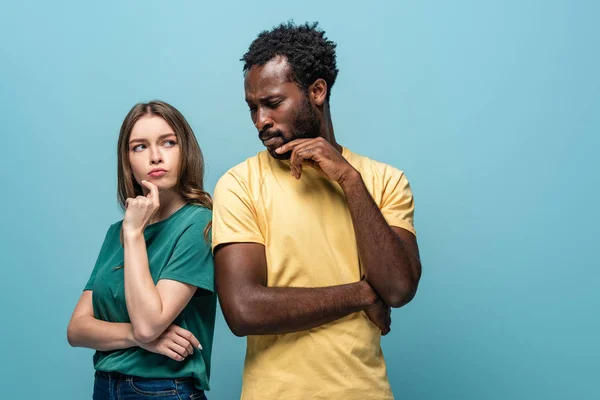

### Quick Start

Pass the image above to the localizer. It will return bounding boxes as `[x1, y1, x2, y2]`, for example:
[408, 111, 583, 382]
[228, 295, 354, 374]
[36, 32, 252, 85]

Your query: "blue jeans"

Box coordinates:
[93, 371, 207, 400]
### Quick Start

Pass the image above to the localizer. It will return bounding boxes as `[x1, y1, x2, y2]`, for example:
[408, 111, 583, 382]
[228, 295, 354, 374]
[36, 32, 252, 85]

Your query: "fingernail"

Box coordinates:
[275, 147, 283, 153]
[198, 344, 203, 350]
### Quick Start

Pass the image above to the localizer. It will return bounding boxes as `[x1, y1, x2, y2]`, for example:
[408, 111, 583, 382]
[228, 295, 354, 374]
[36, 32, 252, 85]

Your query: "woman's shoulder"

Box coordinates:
[179, 204, 212, 227]
[172, 205, 212, 244]
[104, 219, 123, 236]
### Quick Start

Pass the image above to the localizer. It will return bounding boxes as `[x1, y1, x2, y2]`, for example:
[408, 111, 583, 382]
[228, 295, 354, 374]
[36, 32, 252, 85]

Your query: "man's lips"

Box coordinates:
[262, 136, 280, 147]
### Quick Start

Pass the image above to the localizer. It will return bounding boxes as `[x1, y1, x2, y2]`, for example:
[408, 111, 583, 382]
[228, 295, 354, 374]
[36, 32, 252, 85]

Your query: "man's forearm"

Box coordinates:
[223, 279, 377, 336]
[341, 171, 421, 307]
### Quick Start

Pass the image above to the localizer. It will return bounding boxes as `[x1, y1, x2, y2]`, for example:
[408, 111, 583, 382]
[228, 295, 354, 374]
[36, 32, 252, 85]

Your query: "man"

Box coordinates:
[212, 22, 421, 399]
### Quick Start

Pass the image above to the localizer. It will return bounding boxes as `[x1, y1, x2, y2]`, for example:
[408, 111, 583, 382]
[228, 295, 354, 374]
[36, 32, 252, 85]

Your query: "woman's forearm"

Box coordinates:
[123, 231, 166, 342]
[67, 316, 136, 351]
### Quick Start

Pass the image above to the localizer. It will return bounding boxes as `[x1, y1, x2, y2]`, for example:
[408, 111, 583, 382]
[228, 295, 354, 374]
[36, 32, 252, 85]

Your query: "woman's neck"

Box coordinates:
[149, 189, 187, 224]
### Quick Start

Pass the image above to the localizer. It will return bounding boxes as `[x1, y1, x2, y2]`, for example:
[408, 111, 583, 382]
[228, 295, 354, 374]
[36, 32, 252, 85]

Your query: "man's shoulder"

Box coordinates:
[215, 150, 272, 193]
[222, 151, 270, 178]
[345, 147, 405, 178]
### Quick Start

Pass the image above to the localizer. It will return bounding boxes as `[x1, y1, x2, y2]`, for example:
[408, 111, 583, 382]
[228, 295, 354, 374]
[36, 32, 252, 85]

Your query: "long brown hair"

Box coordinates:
[117, 100, 212, 238]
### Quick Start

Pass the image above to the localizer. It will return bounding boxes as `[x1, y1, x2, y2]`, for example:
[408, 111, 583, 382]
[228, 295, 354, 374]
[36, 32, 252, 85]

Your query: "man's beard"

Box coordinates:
[269, 97, 321, 160]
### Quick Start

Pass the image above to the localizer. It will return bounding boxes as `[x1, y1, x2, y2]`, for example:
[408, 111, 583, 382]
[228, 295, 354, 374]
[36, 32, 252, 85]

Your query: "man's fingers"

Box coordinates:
[281, 139, 319, 178]
[275, 138, 313, 154]
[289, 143, 311, 175]
[289, 150, 302, 179]
[294, 164, 303, 179]
[290, 142, 321, 179]
[384, 308, 392, 335]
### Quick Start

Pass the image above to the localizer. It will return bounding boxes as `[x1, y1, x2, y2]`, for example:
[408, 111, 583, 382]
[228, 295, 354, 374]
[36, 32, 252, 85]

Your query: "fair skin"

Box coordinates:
[67, 115, 202, 361]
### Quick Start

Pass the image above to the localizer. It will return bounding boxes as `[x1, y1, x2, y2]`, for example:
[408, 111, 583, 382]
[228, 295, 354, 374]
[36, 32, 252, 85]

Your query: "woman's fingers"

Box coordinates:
[166, 340, 189, 359]
[170, 324, 202, 350]
[160, 346, 186, 362]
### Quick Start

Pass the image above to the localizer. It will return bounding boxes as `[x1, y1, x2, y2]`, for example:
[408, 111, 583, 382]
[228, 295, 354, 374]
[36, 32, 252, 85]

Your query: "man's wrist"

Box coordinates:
[358, 279, 379, 308]
[338, 167, 362, 191]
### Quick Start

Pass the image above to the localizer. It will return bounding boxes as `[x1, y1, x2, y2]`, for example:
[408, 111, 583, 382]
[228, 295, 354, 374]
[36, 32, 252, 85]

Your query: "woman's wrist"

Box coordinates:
[122, 227, 144, 241]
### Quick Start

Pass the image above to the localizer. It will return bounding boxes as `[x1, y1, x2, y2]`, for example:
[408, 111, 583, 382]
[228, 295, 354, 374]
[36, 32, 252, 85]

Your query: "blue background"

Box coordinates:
[1, 1, 598, 399]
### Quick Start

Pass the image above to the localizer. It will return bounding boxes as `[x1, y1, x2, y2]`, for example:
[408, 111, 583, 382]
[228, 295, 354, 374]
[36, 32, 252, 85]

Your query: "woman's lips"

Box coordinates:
[148, 169, 167, 177]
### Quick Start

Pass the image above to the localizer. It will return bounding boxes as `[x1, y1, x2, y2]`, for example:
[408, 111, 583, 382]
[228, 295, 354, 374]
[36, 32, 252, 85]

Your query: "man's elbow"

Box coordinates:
[386, 281, 419, 308]
[227, 318, 251, 337]
[386, 261, 422, 307]
[221, 299, 259, 337]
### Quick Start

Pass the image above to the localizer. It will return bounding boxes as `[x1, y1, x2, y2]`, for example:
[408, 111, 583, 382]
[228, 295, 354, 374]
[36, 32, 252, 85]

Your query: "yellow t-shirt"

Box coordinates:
[212, 146, 415, 400]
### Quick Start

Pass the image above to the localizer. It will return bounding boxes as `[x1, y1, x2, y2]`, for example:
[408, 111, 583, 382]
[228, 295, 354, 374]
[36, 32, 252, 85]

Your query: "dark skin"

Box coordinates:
[215, 56, 419, 337]
[215, 243, 387, 336]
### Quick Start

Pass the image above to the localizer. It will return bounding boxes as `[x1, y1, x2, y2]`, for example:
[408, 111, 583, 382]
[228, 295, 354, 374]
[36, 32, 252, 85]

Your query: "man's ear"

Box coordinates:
[309, 79, 328, 107]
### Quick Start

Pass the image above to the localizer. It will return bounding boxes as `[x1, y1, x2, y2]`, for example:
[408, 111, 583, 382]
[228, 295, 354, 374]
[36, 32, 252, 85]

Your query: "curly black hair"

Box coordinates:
[241, 21, 339, 102]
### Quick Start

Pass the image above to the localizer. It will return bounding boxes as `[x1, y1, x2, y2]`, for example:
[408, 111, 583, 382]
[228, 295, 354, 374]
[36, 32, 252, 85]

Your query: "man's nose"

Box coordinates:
[255, 108, 273, 133]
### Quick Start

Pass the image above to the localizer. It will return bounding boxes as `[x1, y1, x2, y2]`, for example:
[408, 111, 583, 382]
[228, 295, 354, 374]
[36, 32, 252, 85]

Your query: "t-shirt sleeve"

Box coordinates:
[380, 167, 416, 235]
[84, 223, 118, 291]
[158, 212, 214, 293]
[211, 171, 264, 252]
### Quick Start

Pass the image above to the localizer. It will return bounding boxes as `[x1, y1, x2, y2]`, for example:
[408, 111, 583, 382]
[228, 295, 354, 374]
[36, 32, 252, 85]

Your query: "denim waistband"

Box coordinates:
[94, 370, 197, 385]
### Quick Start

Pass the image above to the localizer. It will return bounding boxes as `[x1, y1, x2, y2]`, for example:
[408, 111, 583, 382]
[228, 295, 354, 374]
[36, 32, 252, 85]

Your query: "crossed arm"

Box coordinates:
[68, 183, 203, 360]
[280, 138, 422, 307]
[67, 278, 201, 361]
[215, 242, 386, 337]
[216, 139, 421, 337]
[342, 174, 422, 307]
[215, 221, 418, 338]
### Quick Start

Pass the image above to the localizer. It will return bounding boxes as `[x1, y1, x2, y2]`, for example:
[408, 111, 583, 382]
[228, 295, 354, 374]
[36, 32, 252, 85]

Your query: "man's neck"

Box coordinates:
[320, 107, 341, 153]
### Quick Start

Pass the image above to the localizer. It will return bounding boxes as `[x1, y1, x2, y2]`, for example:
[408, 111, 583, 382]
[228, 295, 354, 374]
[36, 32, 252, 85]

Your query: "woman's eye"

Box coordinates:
[132, 144, 146, 152]
[164, 140, 177, 147]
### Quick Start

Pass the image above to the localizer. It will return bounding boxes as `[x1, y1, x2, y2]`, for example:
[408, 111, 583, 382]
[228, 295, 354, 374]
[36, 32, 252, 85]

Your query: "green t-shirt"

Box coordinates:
[84, 204, 216, 391]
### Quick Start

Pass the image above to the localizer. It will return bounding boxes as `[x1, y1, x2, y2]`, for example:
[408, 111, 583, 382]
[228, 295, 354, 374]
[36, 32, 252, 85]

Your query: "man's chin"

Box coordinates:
[268, 148, 292, 160]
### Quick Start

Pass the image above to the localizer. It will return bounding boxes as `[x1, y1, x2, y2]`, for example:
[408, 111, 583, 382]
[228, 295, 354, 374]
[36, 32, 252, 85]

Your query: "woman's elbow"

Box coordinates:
[67, 321, 81, 347]
[131, 323, 162, 344]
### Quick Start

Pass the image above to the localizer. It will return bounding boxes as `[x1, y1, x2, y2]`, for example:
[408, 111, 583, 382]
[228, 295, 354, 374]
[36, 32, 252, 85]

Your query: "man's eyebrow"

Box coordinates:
[259, 95, 282, 102]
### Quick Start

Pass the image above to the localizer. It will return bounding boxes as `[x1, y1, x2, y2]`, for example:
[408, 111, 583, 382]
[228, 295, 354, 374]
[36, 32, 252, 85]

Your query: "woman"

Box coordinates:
[67, 100, 215, 400]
